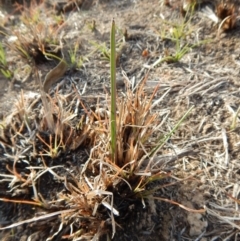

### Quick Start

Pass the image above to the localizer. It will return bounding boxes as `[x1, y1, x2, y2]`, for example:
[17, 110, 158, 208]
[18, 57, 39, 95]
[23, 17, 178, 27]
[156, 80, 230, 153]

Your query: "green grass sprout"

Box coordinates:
[110, 19, 117, 162]
[0, 43, 13, 79]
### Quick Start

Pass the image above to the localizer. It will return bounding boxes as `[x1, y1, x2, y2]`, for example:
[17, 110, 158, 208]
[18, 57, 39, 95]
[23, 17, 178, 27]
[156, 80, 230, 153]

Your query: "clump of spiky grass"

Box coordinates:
[3, 1, 65, 74]
[35, 74, 164, 240]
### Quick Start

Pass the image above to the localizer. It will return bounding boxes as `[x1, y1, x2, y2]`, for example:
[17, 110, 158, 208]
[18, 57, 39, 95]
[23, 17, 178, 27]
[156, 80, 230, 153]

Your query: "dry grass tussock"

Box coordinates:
[0, 69, 186, 240]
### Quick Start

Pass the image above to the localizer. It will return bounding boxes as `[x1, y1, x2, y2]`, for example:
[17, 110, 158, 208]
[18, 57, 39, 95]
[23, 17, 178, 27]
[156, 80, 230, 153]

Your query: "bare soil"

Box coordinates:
[1, 0, 240, 240]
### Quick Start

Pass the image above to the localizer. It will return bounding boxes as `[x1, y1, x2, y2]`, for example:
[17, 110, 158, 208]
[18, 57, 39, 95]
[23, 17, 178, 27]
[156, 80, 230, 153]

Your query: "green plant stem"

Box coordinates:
[110, 19, 117, 162]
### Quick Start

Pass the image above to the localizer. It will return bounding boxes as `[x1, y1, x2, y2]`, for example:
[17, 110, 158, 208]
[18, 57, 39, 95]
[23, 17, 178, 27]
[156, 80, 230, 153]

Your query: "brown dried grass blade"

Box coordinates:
[153, 197, 205, 213]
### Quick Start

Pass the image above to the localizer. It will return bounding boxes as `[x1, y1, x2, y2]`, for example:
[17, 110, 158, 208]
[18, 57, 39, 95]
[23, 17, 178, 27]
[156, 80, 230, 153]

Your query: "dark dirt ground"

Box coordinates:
[1, 0, 240, 240]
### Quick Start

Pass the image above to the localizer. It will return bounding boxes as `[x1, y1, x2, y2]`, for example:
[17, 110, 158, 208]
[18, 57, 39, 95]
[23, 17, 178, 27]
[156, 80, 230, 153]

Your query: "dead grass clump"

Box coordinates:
[59, 75, 170, 239]
[0, 67, 177, 240]
[23, 9, 63, 61]
[2, 0, 65, 80]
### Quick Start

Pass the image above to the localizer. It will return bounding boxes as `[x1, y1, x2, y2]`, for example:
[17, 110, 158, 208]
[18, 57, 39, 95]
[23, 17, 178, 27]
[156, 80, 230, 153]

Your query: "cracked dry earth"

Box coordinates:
[1, 0, 240, 240]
